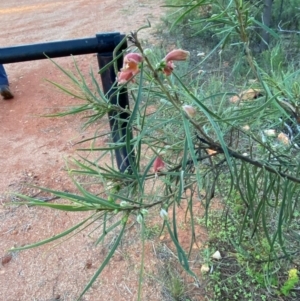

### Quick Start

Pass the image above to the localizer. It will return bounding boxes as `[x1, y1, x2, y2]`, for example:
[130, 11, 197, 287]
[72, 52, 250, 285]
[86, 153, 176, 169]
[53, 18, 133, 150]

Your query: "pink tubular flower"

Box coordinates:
[164, 49, 190, 62]
[117, 70, 134, 84]
[160, 49, 189, 76]
[153, 156, 165, 173]
[117, 52, 143, 84]
[123, 53, 143, 75]
[162, 61, 175, 76]
[124, 52, 144, 63]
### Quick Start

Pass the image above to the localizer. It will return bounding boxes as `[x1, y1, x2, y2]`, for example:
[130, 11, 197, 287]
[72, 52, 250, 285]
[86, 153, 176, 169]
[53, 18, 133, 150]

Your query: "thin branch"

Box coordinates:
[278, 21, 300, 34]
[198, 136, 300, 184]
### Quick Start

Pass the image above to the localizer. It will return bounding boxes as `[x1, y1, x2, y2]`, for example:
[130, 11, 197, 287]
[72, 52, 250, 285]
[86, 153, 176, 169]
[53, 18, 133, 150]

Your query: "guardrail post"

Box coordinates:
[0, 32, 134, 173]
[97, 35, 134, 173]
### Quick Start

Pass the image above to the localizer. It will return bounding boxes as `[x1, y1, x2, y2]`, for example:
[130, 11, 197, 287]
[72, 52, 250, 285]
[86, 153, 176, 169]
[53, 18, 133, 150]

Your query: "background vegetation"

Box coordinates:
[11, 0, 300, 300]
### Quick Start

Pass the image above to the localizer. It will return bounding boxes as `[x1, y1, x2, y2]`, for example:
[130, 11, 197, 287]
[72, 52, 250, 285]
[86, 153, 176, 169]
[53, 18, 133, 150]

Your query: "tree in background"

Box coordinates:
[261, 0, 274, 51]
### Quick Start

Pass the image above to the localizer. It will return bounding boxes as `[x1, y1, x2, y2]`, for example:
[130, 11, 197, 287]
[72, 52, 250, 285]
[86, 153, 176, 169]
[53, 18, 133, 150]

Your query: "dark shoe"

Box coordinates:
[0, 85, 14, 100]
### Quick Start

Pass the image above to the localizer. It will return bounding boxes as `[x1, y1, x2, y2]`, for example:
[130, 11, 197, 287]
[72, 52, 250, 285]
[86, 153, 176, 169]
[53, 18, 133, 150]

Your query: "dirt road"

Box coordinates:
[0, 0, 163, 195]
[0, 1, 167, 300]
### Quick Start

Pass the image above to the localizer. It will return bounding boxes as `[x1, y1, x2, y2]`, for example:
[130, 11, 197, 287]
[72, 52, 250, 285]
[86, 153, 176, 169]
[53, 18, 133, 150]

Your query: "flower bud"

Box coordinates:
[153, 156, 165, 173]
[140, 209, 148, 216]
[143, 48, 152, 56]
[160, 209, 168, 219]
[182, 105, 196, 118]
[136, 214, 143, 224]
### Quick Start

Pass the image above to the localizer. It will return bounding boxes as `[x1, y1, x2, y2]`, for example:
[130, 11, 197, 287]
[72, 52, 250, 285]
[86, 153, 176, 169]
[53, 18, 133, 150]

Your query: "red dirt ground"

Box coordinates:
[0, 0, 164, 195]
[0, 1, 209, 301]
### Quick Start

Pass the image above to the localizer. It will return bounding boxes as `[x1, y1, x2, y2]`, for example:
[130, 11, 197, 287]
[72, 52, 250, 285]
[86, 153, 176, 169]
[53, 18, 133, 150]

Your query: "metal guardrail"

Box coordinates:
[0, 32, 133, 172]
[0, 33, 121, 63]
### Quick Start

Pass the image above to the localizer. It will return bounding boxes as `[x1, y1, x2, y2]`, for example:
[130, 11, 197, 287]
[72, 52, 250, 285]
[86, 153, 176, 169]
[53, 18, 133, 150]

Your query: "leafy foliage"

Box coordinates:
[10, 1, 300, 300]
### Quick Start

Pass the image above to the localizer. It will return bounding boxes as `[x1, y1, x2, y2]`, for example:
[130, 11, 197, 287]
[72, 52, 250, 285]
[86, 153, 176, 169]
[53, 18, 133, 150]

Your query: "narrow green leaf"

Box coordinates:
[76, 219, 127, 300]
[11, 213, 96, 251]
[168, 0, 210, 32]
[166, 221, 196, 278]
[182, 114, 202, 188]
[95, 219, 122, 246]
[252, 18, 280, 39]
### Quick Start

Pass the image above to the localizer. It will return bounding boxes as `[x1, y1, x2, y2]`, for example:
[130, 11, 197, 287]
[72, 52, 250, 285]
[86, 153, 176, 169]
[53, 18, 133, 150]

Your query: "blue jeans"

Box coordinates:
[0, 64, 9, 86]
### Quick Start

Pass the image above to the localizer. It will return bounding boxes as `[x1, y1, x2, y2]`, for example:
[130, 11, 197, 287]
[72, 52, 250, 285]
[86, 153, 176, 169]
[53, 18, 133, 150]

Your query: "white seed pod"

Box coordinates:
[211, 250, 222, 260]
[200, 264, 210, 273]
[264, 129, 276, 137]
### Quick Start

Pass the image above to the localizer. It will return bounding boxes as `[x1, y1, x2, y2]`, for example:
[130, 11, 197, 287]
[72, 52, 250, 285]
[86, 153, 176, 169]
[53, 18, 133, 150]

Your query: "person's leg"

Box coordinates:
[0, 64, 14, 99]
[0, 64, 9, 86]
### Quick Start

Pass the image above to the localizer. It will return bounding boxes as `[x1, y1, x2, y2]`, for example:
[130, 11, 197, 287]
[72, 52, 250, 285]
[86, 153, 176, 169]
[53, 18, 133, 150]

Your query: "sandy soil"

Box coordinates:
[0, 0, 164, 194]
[0, 1, 208, 301]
